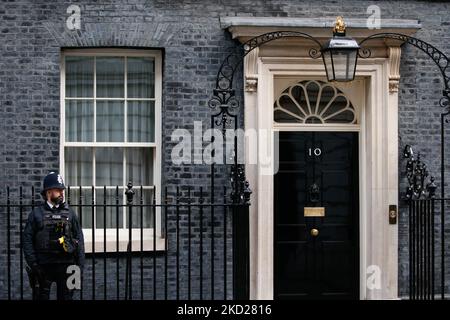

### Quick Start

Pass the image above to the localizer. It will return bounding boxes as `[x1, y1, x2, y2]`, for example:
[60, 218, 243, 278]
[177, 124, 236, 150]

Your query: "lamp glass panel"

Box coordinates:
[323, 51, 334, 81]
[332, 50, 348, 81]
[346, 50, 357, 80]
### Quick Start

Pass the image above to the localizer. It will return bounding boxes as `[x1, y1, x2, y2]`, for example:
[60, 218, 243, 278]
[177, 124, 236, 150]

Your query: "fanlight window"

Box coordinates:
[274, 80, 357, 124]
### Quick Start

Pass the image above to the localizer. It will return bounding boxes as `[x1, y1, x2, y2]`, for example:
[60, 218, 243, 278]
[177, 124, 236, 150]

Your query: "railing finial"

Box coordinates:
[125, 181, 135, 204]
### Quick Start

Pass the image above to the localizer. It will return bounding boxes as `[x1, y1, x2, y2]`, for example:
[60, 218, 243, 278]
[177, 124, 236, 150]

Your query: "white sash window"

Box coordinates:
[60, 49, 162, 252]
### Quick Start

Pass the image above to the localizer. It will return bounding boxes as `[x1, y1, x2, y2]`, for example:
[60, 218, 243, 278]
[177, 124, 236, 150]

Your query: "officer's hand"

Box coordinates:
[31, 263, 45, 281]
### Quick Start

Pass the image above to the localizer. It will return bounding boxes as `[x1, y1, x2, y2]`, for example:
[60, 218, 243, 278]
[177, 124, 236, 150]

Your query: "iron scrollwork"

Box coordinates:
[360, 33, 450, 200]
[210, 30, 450, 203]
[230, 164, 252, 204]
[208, 31, 323, 133]
[403, 145, 437, 200]
[358, 32, 450, 114]
[208, 31, 323, 203]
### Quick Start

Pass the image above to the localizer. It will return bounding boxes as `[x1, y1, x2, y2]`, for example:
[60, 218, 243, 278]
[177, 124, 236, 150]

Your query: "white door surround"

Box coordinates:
[244, 53, 410, 301]
[245, 56, 397, 300]
[222, 17, 420, 300]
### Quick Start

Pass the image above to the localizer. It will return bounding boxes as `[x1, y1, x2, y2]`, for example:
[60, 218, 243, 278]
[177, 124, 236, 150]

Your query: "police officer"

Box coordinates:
[23, 172, 85, 300]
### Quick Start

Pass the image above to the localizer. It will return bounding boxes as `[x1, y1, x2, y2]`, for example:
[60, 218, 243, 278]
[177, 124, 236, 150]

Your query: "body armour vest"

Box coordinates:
[34, 206, 72, 254]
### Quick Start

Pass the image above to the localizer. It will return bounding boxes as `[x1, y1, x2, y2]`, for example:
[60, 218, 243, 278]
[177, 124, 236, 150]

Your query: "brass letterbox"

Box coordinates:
[304, 207, 325, 217]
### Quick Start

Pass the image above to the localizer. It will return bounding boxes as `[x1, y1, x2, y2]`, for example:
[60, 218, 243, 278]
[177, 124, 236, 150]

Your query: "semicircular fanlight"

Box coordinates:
[274, 80, 357, 124]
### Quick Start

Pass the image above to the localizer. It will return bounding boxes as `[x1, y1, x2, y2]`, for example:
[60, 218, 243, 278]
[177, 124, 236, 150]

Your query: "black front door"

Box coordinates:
[274, 131, 359, 300]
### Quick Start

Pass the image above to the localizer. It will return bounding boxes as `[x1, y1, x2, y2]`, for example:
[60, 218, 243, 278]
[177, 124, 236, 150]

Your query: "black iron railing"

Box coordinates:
[0, 183, 250, 300]
[403, 145, 449, 300]
[408, 198, 449, 300]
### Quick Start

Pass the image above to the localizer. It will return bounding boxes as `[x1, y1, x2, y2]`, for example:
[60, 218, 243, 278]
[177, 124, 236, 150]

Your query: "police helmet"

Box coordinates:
[41, 172, 66, 196]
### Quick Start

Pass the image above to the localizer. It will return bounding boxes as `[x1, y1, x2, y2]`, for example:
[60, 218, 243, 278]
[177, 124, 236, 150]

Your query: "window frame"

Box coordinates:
[59, 48, 163, 252]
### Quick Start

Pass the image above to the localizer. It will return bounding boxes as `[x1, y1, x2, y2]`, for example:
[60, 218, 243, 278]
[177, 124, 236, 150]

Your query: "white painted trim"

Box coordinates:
[93, 56, 97, 144]
[64, 142, 157, 147]
[65, 97, 157, 101]
[274, 80, 358, 125]
[59, 51, 65, 186]
[68, 186, 155, 189]
[62, 48, 161, 57]
[83, 229, 166, 253]
[221, 18, 421, 57]
[124, 56, 128, 144]
[245, 56, 398, 300]
[59, 49, 164, 249]
[154, 50, 163, 238]
[220, 16, 421, 31]
[274, 124, 360, 132]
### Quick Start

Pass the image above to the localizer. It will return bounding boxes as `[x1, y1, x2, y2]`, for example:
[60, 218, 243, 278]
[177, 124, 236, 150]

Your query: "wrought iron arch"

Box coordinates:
[208, 30, 450, 202]
[358, 32, 450, 113]
[208, 28, 450, 300]
[213, 31, 323, 93]
[356, 32, 450, 204]
[208, 31, 323, 204]
[357, 32, 450, 195]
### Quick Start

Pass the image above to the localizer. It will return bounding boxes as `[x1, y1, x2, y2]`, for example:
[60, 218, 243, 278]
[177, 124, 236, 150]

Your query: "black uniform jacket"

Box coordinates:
[23, 202, 85, 267]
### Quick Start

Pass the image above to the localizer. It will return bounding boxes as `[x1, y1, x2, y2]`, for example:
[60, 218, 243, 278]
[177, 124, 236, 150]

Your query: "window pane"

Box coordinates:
[131, 189, 154, 229]
[96, 57, 124, 97]
[65, 147, 93, 186]
[96, 100, 124, 142]
[127, 57, 155, 98]
[127, 101, 155, 142]
[95, 148, 123, 186]
[126, 148, 153, 186]
[65, 56, 94, 97]
[95, 188, 124, 229]
[65, 100, 94, 142]
[66, 188, 93, 229]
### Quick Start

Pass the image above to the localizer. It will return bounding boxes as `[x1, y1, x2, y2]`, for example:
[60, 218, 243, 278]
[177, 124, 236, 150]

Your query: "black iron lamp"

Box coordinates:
[321, 16, 360, 82]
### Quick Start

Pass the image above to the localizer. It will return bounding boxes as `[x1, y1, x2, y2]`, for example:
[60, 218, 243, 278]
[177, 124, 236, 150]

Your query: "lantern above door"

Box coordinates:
[321, 16, 360, 82]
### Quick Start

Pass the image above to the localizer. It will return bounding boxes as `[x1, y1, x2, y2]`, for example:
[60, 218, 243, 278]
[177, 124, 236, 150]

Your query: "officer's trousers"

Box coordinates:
[35, 263, 73, 300]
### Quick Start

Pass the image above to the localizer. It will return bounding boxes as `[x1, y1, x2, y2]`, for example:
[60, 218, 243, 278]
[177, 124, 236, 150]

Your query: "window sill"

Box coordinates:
[83, 237, 166, 253]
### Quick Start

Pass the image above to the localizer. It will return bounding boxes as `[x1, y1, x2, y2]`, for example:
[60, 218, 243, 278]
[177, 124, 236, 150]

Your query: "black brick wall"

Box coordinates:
[1, 0, 450, 299]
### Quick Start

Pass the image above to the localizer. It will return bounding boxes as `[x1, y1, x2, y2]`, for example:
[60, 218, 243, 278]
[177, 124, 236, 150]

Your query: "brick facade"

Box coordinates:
[1, 0, 450, 299]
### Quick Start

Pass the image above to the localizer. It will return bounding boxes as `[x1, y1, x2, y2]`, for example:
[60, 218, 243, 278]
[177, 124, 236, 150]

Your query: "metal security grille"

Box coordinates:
[0, 183, 250, 300]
